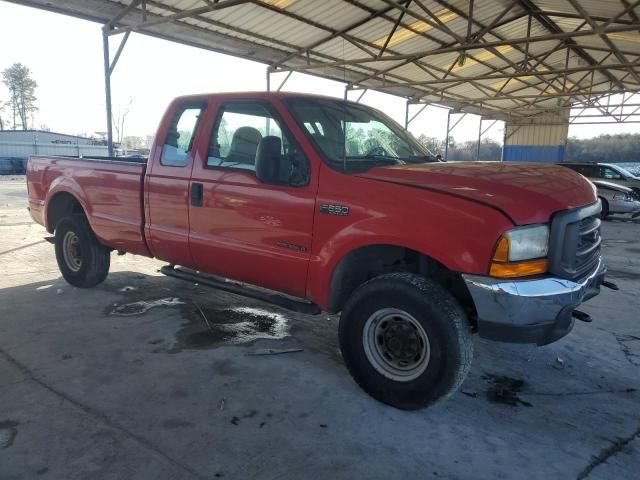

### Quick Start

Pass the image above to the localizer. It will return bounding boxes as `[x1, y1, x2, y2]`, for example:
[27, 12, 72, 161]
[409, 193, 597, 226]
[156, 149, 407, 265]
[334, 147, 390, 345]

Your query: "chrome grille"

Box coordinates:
[549, 202, 602, 280]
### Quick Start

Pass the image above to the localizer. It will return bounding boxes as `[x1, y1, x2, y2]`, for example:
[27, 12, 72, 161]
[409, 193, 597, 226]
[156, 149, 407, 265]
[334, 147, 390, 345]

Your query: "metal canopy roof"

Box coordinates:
[9, 0, 640, 122]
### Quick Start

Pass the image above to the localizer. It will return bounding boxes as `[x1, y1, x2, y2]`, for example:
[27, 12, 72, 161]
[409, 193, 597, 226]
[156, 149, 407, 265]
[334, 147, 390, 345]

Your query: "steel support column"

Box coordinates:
[444, 110, 451, 161]
[102, 31, 114, 157]
[102, 29, 130, 157]
[476, 117, 483, 161]
[405, 101, 409, 129]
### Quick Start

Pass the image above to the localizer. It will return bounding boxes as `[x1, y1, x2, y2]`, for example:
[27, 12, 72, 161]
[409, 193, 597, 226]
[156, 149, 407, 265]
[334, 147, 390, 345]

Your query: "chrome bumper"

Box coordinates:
[462, 259, 607, 345]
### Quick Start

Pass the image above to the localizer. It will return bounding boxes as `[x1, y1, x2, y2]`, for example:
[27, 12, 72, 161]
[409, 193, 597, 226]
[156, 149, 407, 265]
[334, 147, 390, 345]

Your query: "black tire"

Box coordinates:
[54, 214, 110, 288]
[600, 198, 609, 220]
[339, 273, 473, 410]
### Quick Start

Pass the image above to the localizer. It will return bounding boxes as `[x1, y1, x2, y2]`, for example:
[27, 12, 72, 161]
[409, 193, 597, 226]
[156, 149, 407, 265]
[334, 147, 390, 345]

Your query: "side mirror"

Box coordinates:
[255, 136, 282, 184]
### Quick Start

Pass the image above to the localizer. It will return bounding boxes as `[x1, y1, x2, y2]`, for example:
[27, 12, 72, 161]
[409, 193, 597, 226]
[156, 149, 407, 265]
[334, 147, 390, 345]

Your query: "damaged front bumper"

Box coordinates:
[462, 259, 607, 346]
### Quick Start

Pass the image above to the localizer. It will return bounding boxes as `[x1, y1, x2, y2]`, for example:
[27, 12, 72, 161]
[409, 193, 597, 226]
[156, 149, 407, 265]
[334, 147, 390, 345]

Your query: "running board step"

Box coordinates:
[160, 265, 321, 316]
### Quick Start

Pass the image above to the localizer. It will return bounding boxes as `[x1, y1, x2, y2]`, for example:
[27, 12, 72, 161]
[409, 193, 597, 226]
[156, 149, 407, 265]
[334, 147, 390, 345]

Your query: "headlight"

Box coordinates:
[490, 225, 549, 278]
[613, 193, 633, 202]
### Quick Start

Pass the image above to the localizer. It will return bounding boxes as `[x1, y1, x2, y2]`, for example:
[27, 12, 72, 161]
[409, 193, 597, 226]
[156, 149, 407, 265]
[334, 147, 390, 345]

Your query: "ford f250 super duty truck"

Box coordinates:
[27, 92, 612, 409]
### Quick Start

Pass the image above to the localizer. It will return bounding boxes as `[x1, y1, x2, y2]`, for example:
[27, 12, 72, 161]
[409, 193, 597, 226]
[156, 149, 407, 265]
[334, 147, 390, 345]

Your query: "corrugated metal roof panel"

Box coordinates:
[10, 0, 640, 121]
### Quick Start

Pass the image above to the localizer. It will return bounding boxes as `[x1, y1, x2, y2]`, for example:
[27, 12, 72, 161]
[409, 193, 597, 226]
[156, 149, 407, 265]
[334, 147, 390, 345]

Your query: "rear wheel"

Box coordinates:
[339, 273, 473, 410]
[54, 215, 110, 288]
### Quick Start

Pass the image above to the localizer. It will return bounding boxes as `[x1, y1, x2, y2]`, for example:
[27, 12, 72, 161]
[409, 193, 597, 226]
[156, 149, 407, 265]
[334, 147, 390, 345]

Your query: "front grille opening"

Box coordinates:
[549, 203, 602, 280]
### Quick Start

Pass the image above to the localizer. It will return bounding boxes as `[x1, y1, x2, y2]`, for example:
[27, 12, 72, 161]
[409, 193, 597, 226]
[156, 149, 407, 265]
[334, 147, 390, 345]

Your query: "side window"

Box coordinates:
[206, 102, 309, 186]
[601, 167, 622, 180]
[161, 105, 203, 166]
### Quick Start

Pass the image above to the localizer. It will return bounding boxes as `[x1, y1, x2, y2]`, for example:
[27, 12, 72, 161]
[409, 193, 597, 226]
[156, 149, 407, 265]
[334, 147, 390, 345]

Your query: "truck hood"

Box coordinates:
[357, 162, 597, 224]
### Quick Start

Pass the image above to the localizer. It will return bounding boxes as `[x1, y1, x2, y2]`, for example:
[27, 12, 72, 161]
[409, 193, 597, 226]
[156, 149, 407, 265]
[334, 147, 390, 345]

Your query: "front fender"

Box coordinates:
[305, 196, 514, 310]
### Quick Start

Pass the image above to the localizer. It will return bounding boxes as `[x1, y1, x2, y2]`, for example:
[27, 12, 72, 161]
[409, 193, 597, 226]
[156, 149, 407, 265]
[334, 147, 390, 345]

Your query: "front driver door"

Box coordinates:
[146, 101, 206, 267]
[188, 99, 317, 298]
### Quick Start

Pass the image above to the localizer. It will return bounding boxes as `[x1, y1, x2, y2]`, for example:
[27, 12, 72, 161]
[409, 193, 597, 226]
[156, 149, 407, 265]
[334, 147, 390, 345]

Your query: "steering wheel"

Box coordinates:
[365, 146, 388, 156]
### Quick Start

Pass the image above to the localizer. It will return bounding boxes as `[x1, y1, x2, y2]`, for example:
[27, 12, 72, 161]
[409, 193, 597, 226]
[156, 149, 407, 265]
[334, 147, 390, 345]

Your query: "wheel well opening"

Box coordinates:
[46, 193, 84, 233]
[328, 245, 477, 329]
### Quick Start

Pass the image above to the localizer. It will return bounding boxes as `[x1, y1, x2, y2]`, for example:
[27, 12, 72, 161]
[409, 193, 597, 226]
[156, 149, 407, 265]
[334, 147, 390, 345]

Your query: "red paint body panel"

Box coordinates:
[26, 92, 598, 311]
[27, 156, 150, 257]
[357, 162, 597, 224]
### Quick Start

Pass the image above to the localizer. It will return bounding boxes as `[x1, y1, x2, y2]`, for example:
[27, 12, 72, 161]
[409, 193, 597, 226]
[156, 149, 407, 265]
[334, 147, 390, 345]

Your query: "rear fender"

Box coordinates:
[44, 177, 92, 232]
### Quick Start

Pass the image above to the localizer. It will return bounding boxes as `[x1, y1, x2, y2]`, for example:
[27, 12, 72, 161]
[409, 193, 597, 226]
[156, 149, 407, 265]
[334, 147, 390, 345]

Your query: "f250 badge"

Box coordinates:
[320, 204, 350, 216]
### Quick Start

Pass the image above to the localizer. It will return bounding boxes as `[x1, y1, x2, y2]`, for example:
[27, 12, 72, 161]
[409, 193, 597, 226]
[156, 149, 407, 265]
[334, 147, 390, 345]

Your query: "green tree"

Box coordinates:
[566, 134, 640, 163]
[2, 63, 38, 130]
[416, 134, 443, 154]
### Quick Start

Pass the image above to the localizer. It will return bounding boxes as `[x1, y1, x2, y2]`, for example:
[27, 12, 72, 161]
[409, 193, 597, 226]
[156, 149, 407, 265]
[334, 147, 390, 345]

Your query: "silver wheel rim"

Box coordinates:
[62, 231, 82, 272]
[363, 308, 431, 382]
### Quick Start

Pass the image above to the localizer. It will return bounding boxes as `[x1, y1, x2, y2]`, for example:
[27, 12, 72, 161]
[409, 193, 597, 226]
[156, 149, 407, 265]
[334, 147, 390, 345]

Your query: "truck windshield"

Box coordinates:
[285, 97, 436, 173]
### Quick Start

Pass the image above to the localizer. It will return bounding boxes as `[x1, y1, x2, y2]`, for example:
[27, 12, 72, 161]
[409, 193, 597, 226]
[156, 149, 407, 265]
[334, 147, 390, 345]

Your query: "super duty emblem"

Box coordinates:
[320, 204, 349, 216]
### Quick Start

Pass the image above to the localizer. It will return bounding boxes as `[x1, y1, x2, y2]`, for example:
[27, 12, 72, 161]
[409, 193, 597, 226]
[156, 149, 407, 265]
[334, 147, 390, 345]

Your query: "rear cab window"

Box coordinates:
[161, 104, 204, 167]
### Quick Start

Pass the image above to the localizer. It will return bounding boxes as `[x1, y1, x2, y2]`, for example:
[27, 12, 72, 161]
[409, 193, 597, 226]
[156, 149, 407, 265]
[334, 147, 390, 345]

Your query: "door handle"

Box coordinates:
[191, 182, 203, 207]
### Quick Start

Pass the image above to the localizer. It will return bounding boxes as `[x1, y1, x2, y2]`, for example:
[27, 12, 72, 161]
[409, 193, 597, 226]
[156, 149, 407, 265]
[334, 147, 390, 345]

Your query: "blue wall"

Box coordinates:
[502, 145, 566, 163]
[0, 157, 26, 175]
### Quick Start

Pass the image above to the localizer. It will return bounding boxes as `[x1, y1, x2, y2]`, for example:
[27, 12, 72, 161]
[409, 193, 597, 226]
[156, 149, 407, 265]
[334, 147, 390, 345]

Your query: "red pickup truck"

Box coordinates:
[27, 92, 609, 409]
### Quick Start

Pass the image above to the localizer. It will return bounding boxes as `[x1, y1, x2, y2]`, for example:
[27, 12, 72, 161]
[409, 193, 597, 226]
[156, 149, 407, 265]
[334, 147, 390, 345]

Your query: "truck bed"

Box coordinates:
[27, 155, 151, 257]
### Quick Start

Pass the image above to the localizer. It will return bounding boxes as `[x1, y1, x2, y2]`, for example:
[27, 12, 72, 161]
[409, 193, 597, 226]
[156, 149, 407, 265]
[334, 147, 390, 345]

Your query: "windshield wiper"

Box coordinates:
[345, 155, 405, 165]
[401, 154, 442, 163]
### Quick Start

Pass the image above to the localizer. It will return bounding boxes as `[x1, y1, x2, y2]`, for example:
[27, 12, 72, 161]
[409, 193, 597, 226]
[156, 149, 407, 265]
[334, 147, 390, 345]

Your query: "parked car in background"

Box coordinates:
[592, 180, 640, 220]
[562, 162, 640, 194]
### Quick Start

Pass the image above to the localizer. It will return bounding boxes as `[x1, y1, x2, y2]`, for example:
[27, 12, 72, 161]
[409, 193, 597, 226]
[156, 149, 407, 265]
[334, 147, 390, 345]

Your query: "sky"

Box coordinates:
[1, 1, 638, 143]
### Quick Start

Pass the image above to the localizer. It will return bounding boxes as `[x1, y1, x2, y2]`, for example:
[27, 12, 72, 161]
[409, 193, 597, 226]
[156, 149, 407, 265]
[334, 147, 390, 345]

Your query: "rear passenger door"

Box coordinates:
[145, 101, 206, 267]
[188, 100, 316, 297]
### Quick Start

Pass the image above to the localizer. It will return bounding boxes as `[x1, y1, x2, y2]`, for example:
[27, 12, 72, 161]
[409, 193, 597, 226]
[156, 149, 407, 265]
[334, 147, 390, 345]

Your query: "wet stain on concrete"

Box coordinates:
[482, 374, 532, 407]
[161, 418, 195, 429]
[107, 297, 185, 316]
[0, 420, 19, 449]
[212, 359, 239, 376]
[166, 306, 289, 353]
[615, 334, 640, 367]
[171, 386, 189, 399]
[606, 268, 640, 281]
[107, 293, 289, 352]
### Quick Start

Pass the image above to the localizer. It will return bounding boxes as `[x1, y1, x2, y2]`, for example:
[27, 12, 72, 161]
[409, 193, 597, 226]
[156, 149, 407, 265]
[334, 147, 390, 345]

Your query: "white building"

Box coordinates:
[0, 130, 109, 159]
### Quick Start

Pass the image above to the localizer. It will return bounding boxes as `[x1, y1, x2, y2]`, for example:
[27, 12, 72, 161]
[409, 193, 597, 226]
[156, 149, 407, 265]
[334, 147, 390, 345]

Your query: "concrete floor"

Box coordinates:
[0, 176, 638, 480]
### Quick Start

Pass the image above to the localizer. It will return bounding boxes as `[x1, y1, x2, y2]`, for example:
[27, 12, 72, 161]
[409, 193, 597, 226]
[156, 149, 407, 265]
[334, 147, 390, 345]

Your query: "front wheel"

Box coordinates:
[54, 215, 110, 288]
[339, 273, 473, 410]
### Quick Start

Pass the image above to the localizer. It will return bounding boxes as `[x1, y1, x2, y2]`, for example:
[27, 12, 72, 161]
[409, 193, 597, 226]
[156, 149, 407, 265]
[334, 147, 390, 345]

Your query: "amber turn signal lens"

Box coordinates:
[492, 236, 510, 262]
[489, 258, 548, 278]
